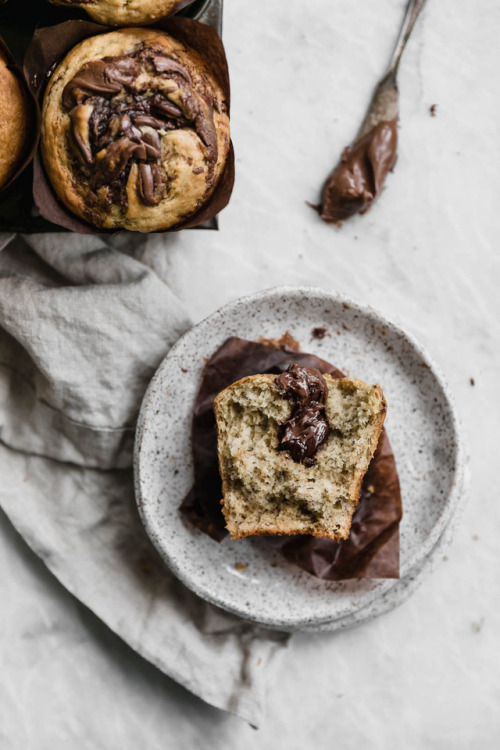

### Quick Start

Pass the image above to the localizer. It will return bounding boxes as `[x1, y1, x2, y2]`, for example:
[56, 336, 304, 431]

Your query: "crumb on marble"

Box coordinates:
[430, 104, 438, 117]
[470, 377, 475, 386]
[235, 562, 248, 571]
[471, 617, 485, 634]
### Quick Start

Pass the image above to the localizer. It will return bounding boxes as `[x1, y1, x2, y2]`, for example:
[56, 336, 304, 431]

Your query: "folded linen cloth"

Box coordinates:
[0, 233, 289, 727]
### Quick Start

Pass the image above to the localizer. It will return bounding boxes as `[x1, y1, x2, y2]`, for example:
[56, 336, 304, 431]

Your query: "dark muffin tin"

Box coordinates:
[0, 0, 223, 232]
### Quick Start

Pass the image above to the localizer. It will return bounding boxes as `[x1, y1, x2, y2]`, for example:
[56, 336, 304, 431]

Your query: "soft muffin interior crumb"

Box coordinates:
[215, 374, 386, 540]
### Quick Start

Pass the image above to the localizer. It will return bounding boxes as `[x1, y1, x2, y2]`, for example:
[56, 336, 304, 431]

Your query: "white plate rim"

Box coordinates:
[300, 463, 470, 633]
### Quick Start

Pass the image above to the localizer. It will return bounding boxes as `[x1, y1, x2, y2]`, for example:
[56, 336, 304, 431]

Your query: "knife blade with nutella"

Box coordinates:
[314, 0, 429, 225]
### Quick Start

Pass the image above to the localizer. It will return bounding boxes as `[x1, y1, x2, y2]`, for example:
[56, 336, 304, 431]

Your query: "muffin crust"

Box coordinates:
[0, 49, 30, 190]
[41, 28, 230, 231]
[49, 0, 193, 26]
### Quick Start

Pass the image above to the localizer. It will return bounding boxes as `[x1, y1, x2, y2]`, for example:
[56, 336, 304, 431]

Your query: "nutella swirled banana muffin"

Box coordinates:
[215, 367, 387, 541]
[41, 29, 230, 231]
[0, 46, 31, 191]
[49, 0, 193, 26]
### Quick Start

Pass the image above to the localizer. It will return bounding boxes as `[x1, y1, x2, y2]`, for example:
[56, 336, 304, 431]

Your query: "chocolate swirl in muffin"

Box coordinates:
[41, 28, 230, 232]
[62, 46, 219, 210]
[276, 365, 330, 466]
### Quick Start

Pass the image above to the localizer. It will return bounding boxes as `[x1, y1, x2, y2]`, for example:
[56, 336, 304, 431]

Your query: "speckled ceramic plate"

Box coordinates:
[302, 467, 469, 633]
[134, 287, 465, 631]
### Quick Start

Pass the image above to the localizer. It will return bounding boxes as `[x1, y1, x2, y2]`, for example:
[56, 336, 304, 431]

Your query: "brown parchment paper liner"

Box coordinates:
[0, 36, 40, 195]
[24, 18, 234, 234]
[180, 337, 402, 580]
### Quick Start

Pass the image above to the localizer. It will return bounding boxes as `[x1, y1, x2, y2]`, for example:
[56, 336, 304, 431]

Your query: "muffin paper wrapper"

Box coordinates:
[24, 18, 234, 234]
[171, 0, 203, 18]
[180, 337, 402, 580]
[0, 36, 40, 195]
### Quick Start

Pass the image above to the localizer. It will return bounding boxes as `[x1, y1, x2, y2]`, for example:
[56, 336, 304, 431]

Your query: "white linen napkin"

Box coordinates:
[0, 233, 289, 727]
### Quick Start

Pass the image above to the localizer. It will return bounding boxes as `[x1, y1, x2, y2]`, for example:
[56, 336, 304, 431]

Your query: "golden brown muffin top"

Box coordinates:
[41, 29, 230, 231]
[0, 49, 30, 190]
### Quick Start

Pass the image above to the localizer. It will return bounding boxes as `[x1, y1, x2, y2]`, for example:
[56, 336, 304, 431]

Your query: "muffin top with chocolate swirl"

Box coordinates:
[49, 0, 194, 27]
[41, 29, 230, 231]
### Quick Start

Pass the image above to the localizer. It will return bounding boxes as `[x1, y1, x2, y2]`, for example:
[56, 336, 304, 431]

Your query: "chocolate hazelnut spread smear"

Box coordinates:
[62, 45, 219, 209]
[318, 119, 398, 225]
[276, 365, 330, 466]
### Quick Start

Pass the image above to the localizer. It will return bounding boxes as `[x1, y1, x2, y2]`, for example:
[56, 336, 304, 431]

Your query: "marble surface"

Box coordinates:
[1, 0, 499, 747]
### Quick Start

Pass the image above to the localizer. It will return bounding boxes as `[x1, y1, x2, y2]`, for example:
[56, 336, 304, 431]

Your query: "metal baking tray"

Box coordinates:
[0, 0, 223, 233]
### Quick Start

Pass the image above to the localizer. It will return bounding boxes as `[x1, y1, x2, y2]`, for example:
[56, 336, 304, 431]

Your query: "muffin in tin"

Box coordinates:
[49, 0, 195, 26]
[41, 28, 230, 232]
[0, 46, 31, 191]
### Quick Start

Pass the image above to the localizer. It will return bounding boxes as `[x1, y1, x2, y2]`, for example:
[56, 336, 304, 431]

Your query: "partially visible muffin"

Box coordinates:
[214, 366, 387, 541]
[41, 28, 230, 231]
[0, 47, 30, 191]
[49, 0, 193, 26]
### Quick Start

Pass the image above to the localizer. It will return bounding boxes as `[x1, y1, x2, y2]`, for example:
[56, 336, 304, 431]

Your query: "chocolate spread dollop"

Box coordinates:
[61, 45, 218, 210]
[318, 119, 398, 225]
[276, 364, 330, 466]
